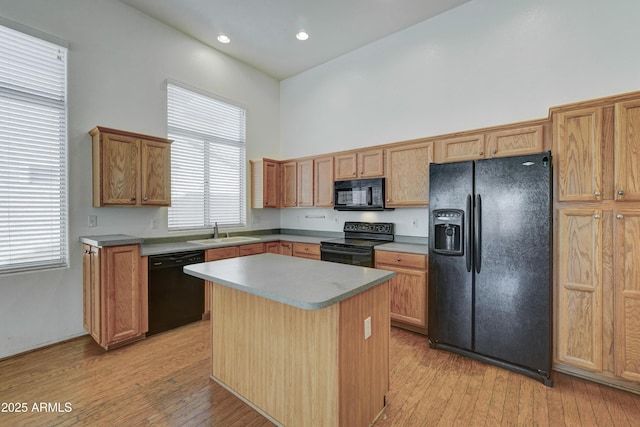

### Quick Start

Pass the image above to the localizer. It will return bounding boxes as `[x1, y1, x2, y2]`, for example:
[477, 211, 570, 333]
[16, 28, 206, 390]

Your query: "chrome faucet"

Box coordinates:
[213, 222, 219, 238]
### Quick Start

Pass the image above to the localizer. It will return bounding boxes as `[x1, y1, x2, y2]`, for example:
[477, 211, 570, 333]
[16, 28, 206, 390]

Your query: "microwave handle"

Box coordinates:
[367, 187, 372, 206]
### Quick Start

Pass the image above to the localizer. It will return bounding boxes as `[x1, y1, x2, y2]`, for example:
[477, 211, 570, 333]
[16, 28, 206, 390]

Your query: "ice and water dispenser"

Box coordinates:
[432, 209, 464, 255]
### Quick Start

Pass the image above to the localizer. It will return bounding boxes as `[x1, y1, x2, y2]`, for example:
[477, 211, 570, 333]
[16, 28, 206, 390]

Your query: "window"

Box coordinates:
[167, 82, 246, 231]
[0, 21, 68, 274]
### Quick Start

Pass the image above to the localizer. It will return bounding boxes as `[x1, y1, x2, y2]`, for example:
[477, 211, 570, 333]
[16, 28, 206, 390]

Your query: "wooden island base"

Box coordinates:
[210, 281, 390, 427]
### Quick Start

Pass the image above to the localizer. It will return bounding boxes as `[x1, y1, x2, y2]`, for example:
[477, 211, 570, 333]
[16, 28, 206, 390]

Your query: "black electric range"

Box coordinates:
[320, 222, 394, 267]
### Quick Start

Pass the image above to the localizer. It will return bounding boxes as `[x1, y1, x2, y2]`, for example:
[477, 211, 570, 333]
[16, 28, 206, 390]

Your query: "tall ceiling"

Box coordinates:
[120, 0, 471, 80]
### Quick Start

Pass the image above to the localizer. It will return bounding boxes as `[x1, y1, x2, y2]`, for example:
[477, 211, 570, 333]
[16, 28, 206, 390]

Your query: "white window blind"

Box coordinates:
[167, 83, 246, 231]
[0, 23, 68, 274]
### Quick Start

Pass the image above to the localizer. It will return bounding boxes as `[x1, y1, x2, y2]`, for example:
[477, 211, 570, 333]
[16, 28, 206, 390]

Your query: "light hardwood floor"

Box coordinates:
[1, 320, 639, 426]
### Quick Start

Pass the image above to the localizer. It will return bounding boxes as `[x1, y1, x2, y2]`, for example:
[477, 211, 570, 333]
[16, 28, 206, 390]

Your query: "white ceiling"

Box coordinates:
[120, 0, 471, 80]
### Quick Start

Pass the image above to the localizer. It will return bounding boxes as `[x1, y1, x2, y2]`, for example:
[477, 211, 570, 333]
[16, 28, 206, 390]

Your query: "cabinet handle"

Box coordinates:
[479, 151, 484, 155]
[594, 214, 600, 219]
[131, 197, 136, 201]
[618, 190, 625, 196]
[617, 214, 624, 219]
[594, 191, 601, 196]
[492, 149, 497, 155]
[143, 197, 148, 201]
[396, 258, 401, 262]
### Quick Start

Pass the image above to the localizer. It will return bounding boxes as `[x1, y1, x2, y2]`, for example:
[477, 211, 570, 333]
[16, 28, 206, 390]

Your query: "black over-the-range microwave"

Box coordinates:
[333, 177, 393, 211]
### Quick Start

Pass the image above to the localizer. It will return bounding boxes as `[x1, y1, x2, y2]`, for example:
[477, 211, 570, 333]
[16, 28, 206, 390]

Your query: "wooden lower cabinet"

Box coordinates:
[265, 241, 280, 254]
[279, 241, 293, 255]
[375, 250, 428, 334]
[292, 242, 321, 260]
[555, 207, 640, 391]
[82, 243, 146, 350]
[614, 210, 640, 382]
[556, 208, 603, 371]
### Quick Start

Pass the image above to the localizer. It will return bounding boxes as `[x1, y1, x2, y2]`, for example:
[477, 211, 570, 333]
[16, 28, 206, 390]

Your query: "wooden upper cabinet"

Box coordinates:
[554, 107, 603, 202]
[334, 153, 358, 180]
[614, 210, 640, 381]
[437, 125, 544, 163]
[385, 142, 433, 207]
[140, 139, 171, 205]
[314, 156, 334, 207]
[90, 127, 172, 207]
[297, 159, 314, 207]
[334, 149, 384, 180]
[556, 208, 603, 372]
[437, 134, 485, 163]
[94, 132, 139, 206]
[251, 158, 280, 208]
[485, 125, 543, 159]
[281, 161, 298, 207]
[614, 100, 640, 202]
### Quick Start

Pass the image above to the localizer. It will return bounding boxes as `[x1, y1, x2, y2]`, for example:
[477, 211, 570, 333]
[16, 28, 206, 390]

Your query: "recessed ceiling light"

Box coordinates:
[296, 31, 309, 41]
[217, 34, 231, 44]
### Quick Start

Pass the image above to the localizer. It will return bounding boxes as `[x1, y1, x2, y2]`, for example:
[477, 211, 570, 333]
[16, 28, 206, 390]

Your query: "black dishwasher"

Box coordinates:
[148, 251, 205, 336]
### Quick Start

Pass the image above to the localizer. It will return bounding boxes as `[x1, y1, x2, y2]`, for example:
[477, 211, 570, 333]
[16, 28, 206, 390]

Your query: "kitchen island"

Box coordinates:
[184, 253, 395, 427]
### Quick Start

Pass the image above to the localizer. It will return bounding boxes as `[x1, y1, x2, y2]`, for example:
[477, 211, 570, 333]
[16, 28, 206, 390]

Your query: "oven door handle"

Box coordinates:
[320, 247, 371, 256]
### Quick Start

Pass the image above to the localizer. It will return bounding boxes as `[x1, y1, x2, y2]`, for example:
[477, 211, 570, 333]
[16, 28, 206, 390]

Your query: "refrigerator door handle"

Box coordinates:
[474, 194, 482, 273]
[466, 194, 473, 272]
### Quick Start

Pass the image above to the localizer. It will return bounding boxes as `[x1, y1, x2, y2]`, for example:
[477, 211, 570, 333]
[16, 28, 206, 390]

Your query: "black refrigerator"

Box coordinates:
[428, 152, 552, 386]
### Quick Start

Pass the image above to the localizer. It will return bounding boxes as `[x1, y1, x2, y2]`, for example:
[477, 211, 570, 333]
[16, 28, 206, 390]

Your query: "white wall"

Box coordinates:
[279, 0, 640, 234]
[0, 0, 280, 359]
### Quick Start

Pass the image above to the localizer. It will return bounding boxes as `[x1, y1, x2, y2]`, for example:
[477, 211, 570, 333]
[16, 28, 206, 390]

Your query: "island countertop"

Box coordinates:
[184, 253, 395, 310]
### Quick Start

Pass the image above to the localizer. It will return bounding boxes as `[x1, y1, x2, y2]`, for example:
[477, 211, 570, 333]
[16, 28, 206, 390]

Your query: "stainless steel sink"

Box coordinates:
[187, 236, 260, 245]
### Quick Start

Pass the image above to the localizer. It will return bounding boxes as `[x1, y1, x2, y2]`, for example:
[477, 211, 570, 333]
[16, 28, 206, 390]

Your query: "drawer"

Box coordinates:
[239, 242, 265, 256]
[292, 242, 320, 259]
[206, 246, 239, 261]
[375, 251, 427, 270]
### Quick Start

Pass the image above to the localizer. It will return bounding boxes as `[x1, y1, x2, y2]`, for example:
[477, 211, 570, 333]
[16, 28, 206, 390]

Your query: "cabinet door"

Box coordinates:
[556, 208, 603, 372]
[265, 242, 280, 254]
[437, 134, 485, 163]
[385, 142, 433, 207]
[314, 156, 334, 207]
[358, 149, 384, 178]
[103, 245, 142, 345]
[140, 139, 171, 206]
[485, 125, 543, 159]
[614, 100, 640, 201]
[554, 107, 603, 202]
[614, 210, 640, 381]
[388, 267, 427, 329]
[263, 160, 280, 207]
[297, 159, 314, 207]
[279, 241, 293, 256]
[282, 161, 297, 207]
[101, 133, 139, 205]
[82, 244, 101, 343]
[334, 153, 357, 180]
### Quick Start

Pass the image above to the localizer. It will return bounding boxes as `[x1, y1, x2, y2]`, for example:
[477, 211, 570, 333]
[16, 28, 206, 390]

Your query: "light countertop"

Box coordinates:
[80, 232, 428, 256]
[184, 253, 396, 310]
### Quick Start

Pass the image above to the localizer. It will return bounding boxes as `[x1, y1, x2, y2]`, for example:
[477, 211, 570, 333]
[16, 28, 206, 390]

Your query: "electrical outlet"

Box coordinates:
[364, 316, 372, 340]
[88, 215, 97, 227]
[151, 219, 158, 229]
[412, 218, 419, 228]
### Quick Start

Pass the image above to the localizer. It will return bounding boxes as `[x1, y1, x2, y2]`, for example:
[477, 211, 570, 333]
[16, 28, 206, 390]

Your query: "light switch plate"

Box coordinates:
[88, 215, 97, 227]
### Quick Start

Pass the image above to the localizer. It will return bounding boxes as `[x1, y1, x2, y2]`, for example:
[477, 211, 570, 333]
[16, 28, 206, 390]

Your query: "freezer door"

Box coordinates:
[428, 161, 474, 351]
[473, 152, 552, 373]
